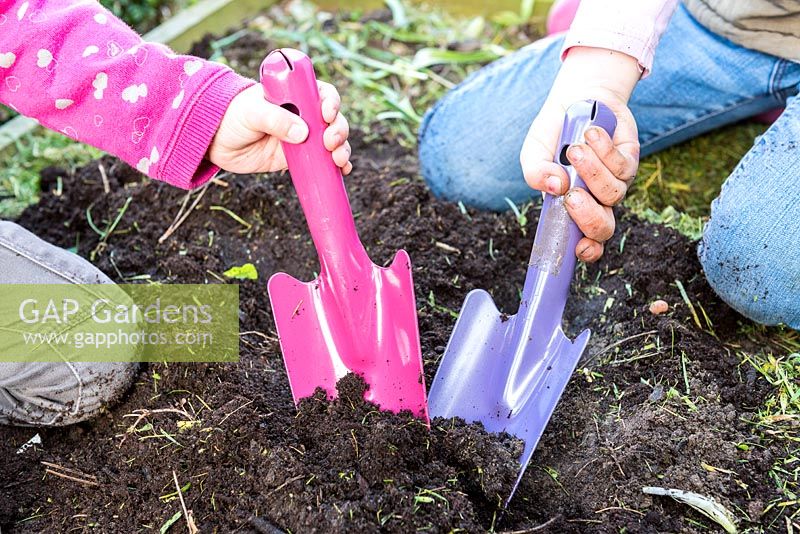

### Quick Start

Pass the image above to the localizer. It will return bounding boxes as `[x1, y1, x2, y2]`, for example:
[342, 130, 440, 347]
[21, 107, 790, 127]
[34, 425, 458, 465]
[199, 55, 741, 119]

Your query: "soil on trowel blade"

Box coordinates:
[0, 129, 781, 531]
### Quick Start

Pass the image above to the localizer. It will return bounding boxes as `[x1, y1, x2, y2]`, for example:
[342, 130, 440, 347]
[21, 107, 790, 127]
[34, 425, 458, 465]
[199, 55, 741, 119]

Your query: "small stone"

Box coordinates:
[649, 299, 669, 315]
[648, 384, 664, 402]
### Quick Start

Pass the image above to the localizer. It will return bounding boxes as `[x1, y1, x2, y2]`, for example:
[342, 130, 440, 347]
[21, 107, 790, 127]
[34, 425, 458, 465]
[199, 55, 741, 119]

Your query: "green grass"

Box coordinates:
[738, 348, 800, 528]
[231, 0, 539, 147]
[0, 105, 16, 127]
[626, 121, 769, 234]
[0, 131, 101, 218]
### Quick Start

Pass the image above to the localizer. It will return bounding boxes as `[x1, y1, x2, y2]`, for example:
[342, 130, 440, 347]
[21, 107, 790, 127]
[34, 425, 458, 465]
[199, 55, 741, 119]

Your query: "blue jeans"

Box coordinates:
[419, 5, 800, 329]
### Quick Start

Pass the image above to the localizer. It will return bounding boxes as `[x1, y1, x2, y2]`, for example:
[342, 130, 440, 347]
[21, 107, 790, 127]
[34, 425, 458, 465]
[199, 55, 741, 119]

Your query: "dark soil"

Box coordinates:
[0, 129, 781, 533]
[0, 16, 785, 534]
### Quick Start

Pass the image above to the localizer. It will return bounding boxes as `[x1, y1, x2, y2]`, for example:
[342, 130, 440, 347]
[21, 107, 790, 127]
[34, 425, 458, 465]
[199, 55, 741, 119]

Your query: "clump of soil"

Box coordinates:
[0, 129, 780, 533]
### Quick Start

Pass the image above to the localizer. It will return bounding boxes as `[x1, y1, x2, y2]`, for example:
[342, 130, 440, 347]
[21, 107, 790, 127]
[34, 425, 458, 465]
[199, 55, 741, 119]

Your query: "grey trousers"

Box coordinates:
[0, 221, 137, 426]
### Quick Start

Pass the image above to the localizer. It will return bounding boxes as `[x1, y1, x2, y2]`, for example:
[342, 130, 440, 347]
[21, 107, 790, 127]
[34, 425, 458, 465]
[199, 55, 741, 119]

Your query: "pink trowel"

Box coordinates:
[260, 49, 428, 420]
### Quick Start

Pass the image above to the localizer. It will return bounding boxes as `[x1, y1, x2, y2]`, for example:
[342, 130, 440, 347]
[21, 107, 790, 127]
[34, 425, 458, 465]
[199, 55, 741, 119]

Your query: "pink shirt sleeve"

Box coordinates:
[561, 0, 680, 77]
[0, 0, 255, 189]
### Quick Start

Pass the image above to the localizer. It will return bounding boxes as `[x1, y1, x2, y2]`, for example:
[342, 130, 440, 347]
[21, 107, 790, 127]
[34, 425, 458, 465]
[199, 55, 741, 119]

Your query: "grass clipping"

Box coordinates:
[643, 486, 738, 533]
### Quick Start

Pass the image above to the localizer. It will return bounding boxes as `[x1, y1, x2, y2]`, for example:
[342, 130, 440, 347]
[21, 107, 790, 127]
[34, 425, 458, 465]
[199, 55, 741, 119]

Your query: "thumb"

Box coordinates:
[245, 100, 309, 144]
[520, 106, 570, 196]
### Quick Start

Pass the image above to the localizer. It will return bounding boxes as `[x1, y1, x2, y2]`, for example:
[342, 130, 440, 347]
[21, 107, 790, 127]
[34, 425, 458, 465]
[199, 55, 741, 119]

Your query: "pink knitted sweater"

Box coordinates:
[0, 0, 254, 189]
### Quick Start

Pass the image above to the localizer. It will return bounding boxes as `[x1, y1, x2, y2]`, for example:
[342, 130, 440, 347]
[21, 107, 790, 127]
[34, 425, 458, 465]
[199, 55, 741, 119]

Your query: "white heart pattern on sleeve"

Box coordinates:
[107, 41, 122, 57]
[183, 60, 202, 76]
[93, 72, 108, 100]
[28, 9, 46, 23]
[127, 46, 149, 67]
[136, 146, 160, 174]
[36, 49, 53, 68]
[171, 90, 185, 109]
[5, 76, 20, 92]
[131, 116, 150, 145]
[122, 83, 148, 104]
[16, 2, 28, 21]
[35, 50, 58, 75]
[0, 52, 16, 68]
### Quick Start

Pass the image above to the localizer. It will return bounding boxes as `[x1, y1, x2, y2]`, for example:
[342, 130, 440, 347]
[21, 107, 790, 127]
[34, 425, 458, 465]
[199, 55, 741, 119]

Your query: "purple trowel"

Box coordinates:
[428, 100, 616, 505]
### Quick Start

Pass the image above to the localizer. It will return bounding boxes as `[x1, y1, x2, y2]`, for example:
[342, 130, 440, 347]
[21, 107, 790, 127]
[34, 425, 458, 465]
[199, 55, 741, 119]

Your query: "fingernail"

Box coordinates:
[569, 146, 584, 162]
[579, 245, 592, 257]
[585, 127, 600, 142]
[288, 123, 308, 143]
[546, 176, 562, 195]
[565, 190, 582, 208]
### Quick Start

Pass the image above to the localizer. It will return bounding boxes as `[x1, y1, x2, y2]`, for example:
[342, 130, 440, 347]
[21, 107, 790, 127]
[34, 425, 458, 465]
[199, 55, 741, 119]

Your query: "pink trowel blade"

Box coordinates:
[260, 49, 428, 420]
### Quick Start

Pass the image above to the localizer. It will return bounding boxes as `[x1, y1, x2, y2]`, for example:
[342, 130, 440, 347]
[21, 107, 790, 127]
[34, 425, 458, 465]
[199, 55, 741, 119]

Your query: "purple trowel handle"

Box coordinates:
[558, 100, 617, 193]
[519, 101, 616, 330]
[260, 49, 369, 279]
[530, 100, 616, 273]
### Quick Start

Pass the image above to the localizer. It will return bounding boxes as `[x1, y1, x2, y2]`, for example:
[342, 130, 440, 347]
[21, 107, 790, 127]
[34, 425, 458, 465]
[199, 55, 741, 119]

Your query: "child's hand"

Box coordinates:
[208, 82, 352, 175]
[520, 47, 641, 262]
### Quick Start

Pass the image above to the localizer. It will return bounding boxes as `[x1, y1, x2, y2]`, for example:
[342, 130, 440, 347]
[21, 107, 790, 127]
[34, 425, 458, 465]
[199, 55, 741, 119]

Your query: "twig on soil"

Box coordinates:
[159, 184, 210, 244]
[98, 162, 110, 194]
[595, 506, 645, 517]
[591, 330, 658, 361]
[500, 514, 562, 533]
[350, 428, 360, 458]
[210, 205, 252, 229]
[41, 461, 99, 487]
[609, 350, 663, 365]
[43, 469, 99, 487]
[266, 475, 305, 497]
[172, 470, 198, 534]
[240, 330, 279, 343]
[117, 408, 196, 445]
[574, 458, 598, 478]
[675, 279, 703, 330]
[218, 399, 255, 427]
[602, 442, 627, 478]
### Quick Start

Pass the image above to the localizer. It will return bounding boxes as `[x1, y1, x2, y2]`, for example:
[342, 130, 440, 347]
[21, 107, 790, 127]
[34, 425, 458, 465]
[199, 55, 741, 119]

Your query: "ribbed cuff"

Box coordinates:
[160, 69, 255, 189]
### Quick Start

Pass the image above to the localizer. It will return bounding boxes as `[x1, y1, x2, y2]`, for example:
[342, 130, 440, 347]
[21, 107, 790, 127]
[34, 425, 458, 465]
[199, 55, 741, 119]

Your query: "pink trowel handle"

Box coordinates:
[260, 49, 369, 278]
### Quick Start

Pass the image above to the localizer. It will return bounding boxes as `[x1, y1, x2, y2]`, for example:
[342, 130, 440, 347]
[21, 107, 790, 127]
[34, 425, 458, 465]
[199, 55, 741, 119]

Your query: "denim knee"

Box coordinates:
[699, 208, 800, 329]
[418, 37, 565, 211]
[418, 87, 533, 211]
[698, 96, 800, 329]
